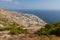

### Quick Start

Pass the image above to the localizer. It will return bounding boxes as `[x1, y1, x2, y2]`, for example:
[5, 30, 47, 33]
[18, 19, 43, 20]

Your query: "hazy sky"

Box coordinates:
[0, 0, 60, 10]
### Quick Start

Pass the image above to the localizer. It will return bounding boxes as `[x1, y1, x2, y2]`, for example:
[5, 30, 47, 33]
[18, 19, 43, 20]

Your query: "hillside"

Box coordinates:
[0, 8, 46, 31]
[1, 8, 60, 40]
[0, 8, 47, 40]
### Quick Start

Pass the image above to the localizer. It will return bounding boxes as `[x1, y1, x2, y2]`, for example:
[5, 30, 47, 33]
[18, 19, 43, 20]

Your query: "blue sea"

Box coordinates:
[7, 9, 60, 23]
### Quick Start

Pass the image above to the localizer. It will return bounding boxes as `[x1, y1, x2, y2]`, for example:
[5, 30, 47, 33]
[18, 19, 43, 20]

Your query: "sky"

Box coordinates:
[0, 0, 60, 10]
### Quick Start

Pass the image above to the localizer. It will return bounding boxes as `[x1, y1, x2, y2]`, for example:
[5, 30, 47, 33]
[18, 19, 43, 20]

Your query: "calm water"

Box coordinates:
[7, 9, 60, 23]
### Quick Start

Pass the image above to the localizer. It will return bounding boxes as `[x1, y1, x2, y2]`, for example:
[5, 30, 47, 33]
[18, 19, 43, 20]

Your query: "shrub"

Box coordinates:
[10, 27, 28, 35]
[10, 29, 18, 35]
[0, 24, 28, 35]
[36, 28, 49, 35]
[36, 22, 60, 36]
[0, 27, 6, 31]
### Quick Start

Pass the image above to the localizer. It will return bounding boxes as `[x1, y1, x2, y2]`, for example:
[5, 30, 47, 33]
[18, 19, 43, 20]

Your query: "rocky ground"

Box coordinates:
[0, 31, 60, 40]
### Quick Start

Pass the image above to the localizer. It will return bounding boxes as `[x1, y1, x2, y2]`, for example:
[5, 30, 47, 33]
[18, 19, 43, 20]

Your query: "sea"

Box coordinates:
[6, 9, 60, 23]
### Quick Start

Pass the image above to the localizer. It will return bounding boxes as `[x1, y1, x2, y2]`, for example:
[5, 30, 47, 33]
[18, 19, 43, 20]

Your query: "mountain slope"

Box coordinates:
[0, 8, 46, 31]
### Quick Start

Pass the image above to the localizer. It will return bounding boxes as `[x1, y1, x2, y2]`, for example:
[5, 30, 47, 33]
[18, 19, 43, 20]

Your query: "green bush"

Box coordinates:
[0, 26, 14, 31]
[36, 22, 60, 36]
[0, 22, 28, 35]
[0, 27, 6, 31]
[0, 26, 28, 35]
[36, 28, 49, 35]
[10, 29, 18, 35]
[10, 27, 28, 35]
